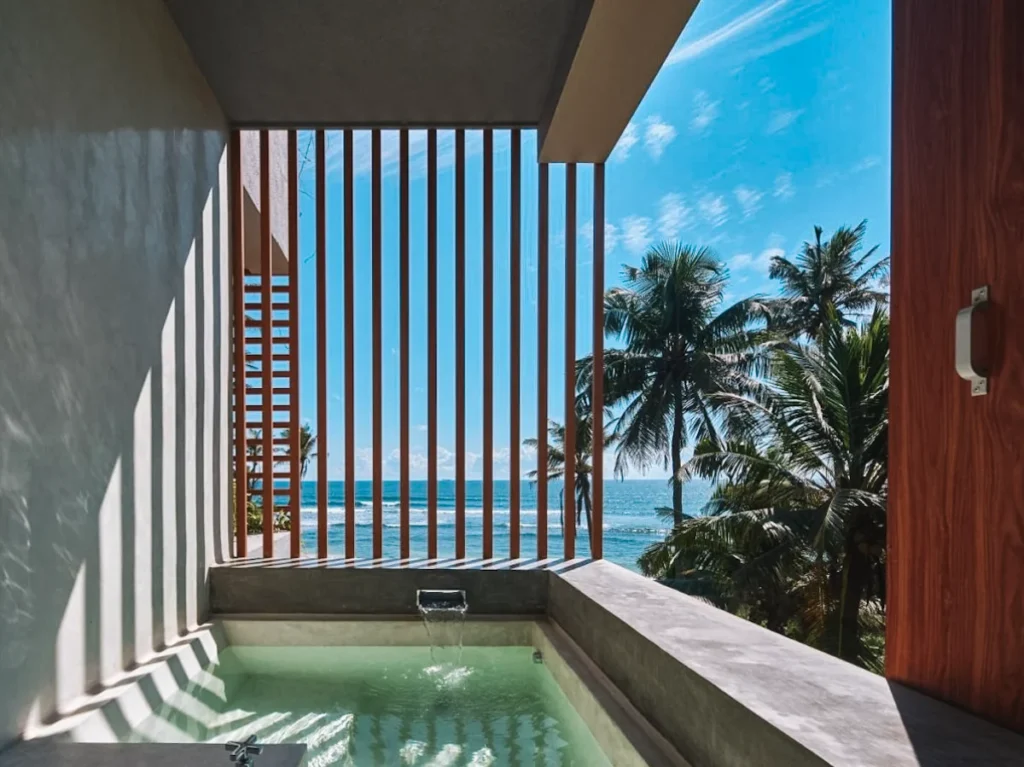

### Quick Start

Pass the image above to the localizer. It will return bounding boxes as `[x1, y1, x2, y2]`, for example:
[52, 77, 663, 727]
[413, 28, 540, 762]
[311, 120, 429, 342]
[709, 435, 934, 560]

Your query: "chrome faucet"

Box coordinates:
[226, 735, 263, 767]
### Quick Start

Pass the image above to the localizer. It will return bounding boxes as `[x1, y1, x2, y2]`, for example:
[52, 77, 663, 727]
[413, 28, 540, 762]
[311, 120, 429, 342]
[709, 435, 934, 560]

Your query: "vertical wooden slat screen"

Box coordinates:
[509, 130, 521, 559]
[316, 130, 328, 559]
[230, 131, 247, 558]
[427, 130, 439, 560]
[564, 163, 577, 560]
[455, 129, 466, 560]
[482, 130, 494, 559]
[399, 129, 411, 560]
[372, 130, 383, 560]
[227, 128, 607, 563]
[344, 130, 356, 559]
[259, 130, 274, 557]
[592, 163, 605, 559]
[537, 162, 549, 559]
[288, 130, 300, 559]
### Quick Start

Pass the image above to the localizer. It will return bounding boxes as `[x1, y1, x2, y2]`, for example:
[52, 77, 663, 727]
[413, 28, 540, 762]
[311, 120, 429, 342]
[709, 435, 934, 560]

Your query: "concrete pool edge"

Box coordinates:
[15, 623, 229, 745]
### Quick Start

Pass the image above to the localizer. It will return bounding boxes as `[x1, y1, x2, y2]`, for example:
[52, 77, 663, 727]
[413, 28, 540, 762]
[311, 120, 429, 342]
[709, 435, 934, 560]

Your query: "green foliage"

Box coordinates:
[576, 242, 774, 527]
[640, 308, 889, 669]
[524, 393, 615, 534]
[767, 220, 889, 338]
[592, 223, 891, 670]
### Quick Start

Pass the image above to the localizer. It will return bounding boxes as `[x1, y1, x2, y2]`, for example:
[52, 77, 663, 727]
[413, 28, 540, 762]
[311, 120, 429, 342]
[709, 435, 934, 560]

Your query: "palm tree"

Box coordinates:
[524, 395, 613, 534]
[641, 309, 889, 668]
[285, 423, 317, 478]
[577, 243, 771, 526]
[767, 220, 888, 338]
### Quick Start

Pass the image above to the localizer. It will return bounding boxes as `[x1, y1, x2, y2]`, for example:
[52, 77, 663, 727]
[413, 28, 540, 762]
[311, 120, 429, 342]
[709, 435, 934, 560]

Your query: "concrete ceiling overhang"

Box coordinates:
[164, 0, 697, 163]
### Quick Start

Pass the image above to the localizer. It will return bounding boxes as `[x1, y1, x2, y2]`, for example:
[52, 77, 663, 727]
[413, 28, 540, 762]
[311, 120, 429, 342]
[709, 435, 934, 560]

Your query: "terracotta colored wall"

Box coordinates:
[888, 0, 1024, 732]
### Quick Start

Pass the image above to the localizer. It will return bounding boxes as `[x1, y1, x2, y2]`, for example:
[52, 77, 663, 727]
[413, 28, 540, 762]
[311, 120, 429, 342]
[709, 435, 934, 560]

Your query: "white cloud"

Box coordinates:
[621, 216, 653, 255]
[644, 116, 677, 159]
[730, 247, 782, 277]
[667, 0, 789, 64]
[698, 194, 729, 228]
[766, 109, 805, 134]
[733, 185, 763, 219]
[657, 193, 692, 240]
[743, 21, 829, 61]
[690, 91, 721, 134]
[773, 172, 795, 199]
[580, 219, 621, 253]
[758, 76, 776, 93]
[611, 122, 639, 163]
[851, 156, 881, 173]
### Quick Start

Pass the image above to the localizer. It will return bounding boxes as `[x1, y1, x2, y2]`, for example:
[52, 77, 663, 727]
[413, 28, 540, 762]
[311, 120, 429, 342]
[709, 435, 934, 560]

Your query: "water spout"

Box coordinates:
[417, 590, 468, 667]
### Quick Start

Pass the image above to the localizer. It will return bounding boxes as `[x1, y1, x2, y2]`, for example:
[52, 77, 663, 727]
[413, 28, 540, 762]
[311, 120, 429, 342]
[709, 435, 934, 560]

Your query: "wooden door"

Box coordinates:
[888, 0, 1024, 731]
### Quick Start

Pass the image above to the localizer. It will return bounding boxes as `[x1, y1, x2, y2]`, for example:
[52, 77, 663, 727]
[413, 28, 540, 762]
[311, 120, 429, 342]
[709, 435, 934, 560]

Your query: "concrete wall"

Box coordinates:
[0, 0, 229, 750]
[210, 565, 548, 616]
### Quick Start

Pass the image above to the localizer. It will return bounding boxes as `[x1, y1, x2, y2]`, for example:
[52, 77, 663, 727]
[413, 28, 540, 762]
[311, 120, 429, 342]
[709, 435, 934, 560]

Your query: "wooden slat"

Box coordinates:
[509, 129, 521, 559]
[455, 128, 466, 560]
[564, 163, 576, 560]
[316, 129, 328, 559]
[372, 129, 383, 559]
[344, 130, 356, 559]
[245, 369, 290, 378]
[270, 285, 289, 294]
[245, 302, 289, 311]
[427, 129, 438, 560]
[260, 130, 274, 557]
[537, 161, 549, 559]
[245, 319, 290, 328]
[592, 163, 605, 559]
[245, 386, 292, 395]
[482, 129, 494, 559]
[288, 130, 301, 559]
[400, 129, 411, 559]
[230, 131, 247, 559]
[245, 353, 289, 362]
[247, 437, 291, 446]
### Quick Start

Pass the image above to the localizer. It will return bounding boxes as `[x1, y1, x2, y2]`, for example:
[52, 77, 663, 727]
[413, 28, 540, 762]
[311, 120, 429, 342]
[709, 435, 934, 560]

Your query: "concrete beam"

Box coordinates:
[539, 0, 698, 163]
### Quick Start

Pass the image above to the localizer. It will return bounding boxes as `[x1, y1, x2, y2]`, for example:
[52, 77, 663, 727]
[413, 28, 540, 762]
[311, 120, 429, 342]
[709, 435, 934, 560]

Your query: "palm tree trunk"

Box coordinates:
[671, 383, 684, 526]
[581, 477, 593, 535]
[838, 539, 870, 662]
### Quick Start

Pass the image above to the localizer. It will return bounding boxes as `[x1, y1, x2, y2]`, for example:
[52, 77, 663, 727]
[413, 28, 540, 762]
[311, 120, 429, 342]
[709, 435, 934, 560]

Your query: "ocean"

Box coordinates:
[294, 479, 714, 572]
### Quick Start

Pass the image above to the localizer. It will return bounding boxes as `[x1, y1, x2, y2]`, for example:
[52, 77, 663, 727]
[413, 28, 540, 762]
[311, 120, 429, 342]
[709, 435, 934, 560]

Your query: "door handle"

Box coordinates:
[955, 285, 990, 396]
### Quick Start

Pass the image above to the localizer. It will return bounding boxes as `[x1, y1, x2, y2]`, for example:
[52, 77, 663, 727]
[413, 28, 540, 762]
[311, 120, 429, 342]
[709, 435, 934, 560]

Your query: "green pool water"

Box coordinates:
[126, 646, 613, 766]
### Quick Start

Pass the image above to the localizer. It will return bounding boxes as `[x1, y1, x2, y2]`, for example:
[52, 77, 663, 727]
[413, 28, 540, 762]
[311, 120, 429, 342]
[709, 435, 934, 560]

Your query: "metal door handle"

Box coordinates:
[955, 285, 990, 396]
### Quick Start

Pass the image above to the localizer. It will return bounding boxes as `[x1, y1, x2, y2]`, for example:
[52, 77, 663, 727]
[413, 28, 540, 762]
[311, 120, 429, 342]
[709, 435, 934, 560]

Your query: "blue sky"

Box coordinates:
[294, 0, 891, 481]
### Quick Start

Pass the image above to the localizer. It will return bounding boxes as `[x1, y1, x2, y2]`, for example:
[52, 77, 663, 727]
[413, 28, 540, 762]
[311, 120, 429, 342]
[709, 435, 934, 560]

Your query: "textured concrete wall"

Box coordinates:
[240, 130, 291, 275]
[210, 566, 548, 616]
[0, 0, 229, 750]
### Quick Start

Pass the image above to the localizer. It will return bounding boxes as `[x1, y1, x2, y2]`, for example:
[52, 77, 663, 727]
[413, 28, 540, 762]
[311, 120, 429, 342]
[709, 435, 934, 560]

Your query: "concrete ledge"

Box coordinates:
[534, 621, 691, 767]
[549, 561, 1024, 767]
[210, 562, 549, 615]
[218, 617, 535, 647]
[2, 742, 304, 767]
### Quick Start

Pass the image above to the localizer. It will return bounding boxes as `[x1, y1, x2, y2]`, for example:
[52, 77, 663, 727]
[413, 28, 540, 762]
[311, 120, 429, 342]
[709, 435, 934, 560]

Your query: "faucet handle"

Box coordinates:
[226, 735, 263, 765]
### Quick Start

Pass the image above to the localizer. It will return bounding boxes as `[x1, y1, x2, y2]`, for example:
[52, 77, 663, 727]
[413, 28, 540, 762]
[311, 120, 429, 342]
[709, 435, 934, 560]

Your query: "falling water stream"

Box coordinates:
[416, 589, 469, 688]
